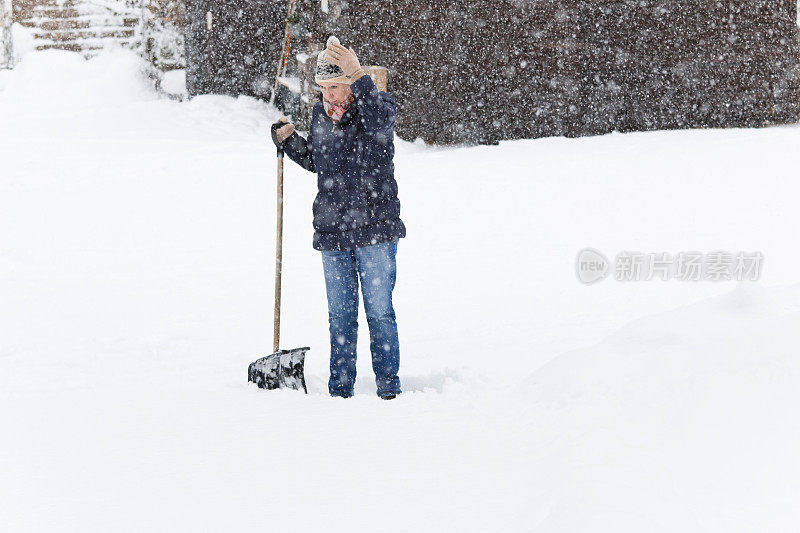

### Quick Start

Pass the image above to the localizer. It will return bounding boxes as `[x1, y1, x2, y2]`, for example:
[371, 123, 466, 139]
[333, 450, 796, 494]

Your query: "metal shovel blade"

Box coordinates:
[248, 347, 309, 393]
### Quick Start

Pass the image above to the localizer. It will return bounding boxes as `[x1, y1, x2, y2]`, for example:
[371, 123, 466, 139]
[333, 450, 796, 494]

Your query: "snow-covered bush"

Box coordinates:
[141, 0, 185, 71]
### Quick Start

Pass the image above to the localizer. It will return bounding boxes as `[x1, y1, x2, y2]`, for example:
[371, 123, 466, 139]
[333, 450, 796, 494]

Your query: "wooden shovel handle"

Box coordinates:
[273, 152, 284, 353]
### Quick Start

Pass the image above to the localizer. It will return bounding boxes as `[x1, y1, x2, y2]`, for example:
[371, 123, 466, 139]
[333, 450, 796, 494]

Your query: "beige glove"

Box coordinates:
[325, 43, 365, 80]
[275, 116, 295, 143]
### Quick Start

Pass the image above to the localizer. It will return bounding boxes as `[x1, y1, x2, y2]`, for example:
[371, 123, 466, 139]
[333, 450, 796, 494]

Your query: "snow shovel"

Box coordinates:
[247, 122, 309, 392]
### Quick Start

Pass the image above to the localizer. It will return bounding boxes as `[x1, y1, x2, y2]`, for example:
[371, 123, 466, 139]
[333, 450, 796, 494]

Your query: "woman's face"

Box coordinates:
[320, 83, 352, 105]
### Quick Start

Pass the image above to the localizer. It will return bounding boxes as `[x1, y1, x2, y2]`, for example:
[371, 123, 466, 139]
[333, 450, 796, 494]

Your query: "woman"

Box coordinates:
[271, 36, 406, 399]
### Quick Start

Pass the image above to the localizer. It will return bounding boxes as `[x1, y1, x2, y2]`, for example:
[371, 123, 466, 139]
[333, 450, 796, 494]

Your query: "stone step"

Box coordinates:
[15, 0, 80, 9]
[16, 0, 143, 56]
[26, 16, 139, 30]
[35, 42, 103, 52]
[32, 24, 136, 35]
[33, 29, 136, 42]
[21, 5, 135, 19]
[35, 38, 136, 50]
[34, 20, 136, 32]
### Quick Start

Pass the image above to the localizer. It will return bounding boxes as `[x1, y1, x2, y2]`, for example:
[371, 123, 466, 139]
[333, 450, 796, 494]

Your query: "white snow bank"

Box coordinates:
[11, 22, 36, 63]
[528, 282, 800, 400]
[0, 66, 10, 90]
[523, 283, 800, 531]
[1, 48, 155, 107]
[160, 68, 186, 98]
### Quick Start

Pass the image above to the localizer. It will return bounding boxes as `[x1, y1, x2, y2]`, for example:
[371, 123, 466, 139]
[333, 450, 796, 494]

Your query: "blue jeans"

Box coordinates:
[320, 238, 401, 398]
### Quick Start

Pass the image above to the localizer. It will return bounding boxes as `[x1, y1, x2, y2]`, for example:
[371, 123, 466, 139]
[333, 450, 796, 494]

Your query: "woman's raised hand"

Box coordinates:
[325, 43, 365, 80]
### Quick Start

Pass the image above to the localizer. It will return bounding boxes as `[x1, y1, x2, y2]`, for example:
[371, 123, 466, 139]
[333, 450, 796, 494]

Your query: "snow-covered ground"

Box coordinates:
[2, 50, 800, 531]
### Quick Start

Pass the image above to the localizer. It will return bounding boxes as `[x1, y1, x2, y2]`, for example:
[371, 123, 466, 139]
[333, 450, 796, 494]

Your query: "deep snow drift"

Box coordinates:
[2, 50, 800, 532]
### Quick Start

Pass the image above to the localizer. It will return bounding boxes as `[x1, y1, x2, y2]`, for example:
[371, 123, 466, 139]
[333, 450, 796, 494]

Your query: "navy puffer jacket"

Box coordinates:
[282, 74, 406, 251]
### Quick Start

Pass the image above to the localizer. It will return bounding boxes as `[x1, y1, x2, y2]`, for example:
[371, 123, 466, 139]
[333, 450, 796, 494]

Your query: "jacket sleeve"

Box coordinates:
[282, 113, 315, 173]
[350, 74, 396, 134]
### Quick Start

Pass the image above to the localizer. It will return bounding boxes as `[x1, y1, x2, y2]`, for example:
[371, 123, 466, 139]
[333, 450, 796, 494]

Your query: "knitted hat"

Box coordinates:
[315, 36, 352, 85]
